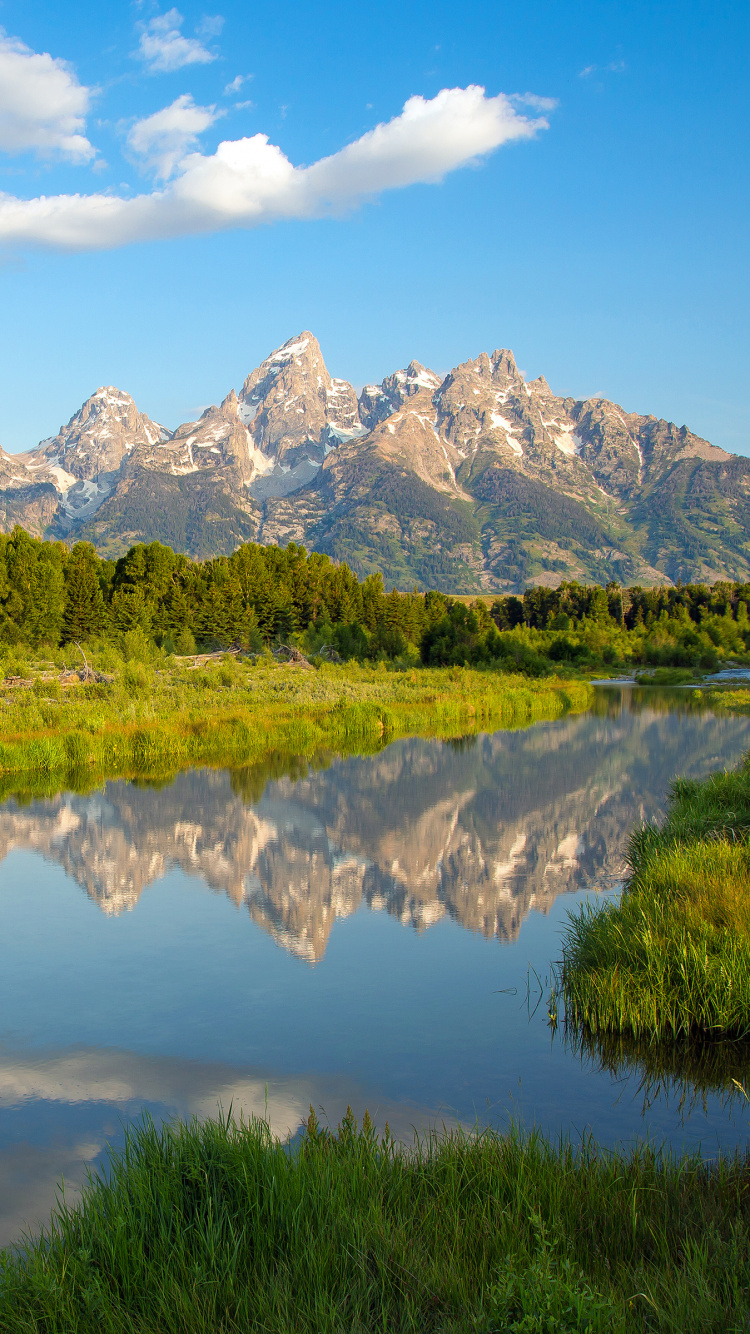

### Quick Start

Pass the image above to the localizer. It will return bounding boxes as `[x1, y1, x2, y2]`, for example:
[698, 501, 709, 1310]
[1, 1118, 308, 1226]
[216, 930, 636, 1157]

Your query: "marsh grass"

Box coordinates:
[0, 657, 591, 792]
[557, 756, 750, 1040]
[704, 684, 750, 716]
[1, 1111, 749, 1333]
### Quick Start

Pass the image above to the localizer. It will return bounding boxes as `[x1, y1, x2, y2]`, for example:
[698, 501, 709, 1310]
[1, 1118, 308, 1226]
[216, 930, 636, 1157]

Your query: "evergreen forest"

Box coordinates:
[2, 524, 750, 676]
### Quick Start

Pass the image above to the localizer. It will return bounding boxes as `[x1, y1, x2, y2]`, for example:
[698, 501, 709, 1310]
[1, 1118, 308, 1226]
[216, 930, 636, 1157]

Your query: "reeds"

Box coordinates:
[557, 755, 750, 1040]
[1, 1110, 749, 1332]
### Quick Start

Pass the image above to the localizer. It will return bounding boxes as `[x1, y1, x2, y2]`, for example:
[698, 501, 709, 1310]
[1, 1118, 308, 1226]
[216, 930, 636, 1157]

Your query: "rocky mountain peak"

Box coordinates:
[395, 361, 442, 397]
[36, 387, 168, 480]
[13, 386, 170, 530]
[238, 332, 325, 417]
[489, 349, 522, 387]
[357, 360, 442, 431]
[236, 332, 363, 498]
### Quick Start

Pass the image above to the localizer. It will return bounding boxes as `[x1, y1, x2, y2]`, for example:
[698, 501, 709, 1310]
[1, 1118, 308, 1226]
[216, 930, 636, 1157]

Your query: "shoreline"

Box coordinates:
[1, 1112, 748, 1332]
[0, 658, 592, 797]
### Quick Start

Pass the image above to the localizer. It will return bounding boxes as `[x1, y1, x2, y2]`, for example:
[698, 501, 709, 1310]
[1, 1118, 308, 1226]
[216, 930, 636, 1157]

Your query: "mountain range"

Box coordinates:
[1, 332, 747, 592]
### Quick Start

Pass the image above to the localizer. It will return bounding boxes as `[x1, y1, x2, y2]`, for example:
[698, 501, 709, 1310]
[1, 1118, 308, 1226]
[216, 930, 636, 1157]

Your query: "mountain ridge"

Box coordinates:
[0, 330, 746, 592]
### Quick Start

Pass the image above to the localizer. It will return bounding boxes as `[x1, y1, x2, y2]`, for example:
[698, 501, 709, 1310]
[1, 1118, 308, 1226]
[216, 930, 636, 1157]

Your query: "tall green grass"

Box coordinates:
[0, 659, 591, 791]
[1, 1111, 749, 1332]
[557, 756, 750, 1040]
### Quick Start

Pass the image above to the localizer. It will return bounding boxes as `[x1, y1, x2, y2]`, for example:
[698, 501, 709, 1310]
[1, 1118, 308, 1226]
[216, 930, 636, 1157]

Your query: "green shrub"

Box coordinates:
[122, 662, 151, 695]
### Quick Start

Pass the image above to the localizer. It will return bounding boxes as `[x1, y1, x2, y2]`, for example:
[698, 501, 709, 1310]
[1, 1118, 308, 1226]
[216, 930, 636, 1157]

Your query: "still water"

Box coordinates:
[1, 687, 750, 1245]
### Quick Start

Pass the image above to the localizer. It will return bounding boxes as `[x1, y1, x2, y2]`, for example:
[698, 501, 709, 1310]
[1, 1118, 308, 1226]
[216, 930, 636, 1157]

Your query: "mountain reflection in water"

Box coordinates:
[1, 689, 748, 961]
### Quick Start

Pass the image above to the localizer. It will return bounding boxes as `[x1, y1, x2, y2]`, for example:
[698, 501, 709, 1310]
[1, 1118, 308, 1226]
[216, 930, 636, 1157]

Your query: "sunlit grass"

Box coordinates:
[0, 657, 591, 790]
[557, 757, 750, 1040]
[1, 1110, 749, 1333]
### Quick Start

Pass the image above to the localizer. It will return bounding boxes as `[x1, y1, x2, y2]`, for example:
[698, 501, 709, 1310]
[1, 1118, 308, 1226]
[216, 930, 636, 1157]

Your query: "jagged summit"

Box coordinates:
[0, 330, 746, 590]
[358, 360, 443, 430]
[14, 386, 169, 529]
[235, 331, 364, 497]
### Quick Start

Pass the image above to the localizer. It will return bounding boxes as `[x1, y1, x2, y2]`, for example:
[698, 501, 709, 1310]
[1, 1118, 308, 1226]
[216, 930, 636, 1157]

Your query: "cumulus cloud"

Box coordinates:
[0, 85, 550, 252]
[0, 31, 94, 161]
[135, 8, 219, 73]
[127, 94, 223, 179]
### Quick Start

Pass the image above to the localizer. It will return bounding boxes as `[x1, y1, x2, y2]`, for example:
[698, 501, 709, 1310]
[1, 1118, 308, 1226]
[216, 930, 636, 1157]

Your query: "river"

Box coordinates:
[1, 686, 749, 1246]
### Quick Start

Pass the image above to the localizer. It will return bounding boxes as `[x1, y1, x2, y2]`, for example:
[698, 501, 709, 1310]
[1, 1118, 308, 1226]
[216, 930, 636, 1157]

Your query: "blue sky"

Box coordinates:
[0, 0, 747, 454]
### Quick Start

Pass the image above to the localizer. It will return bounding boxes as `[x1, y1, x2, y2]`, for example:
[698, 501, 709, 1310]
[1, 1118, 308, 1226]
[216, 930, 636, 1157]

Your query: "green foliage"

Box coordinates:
[1, 1113, 747, 1333]
[557, 755, 750, 1040]
[0, 526, 66, 645]
[0, 654, 591, 787]
[62, 542, 107, 643]
[3, 526, 750, 677]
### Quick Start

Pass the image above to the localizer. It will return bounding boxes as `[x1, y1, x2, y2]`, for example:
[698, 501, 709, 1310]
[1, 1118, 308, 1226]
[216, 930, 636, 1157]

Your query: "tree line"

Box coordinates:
[1, 525, 749, 672]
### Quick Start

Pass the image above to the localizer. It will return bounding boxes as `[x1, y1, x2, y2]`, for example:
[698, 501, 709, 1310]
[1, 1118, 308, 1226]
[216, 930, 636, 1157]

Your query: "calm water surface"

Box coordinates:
[1, 687, 750, 1245]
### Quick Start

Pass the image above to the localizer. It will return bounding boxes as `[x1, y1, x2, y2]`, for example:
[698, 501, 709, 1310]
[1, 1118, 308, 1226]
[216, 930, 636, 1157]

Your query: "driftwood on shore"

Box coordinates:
[273, 645, 313, 668]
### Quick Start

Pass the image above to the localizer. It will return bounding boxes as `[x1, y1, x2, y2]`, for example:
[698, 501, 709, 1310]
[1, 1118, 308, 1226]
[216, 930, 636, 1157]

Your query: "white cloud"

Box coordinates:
[0, 31, 94, 161]
[579, 60, 626, 78]
[224, 74, 250, 95]
[127, 94, 223, 180]
[511, 93, 558, 113]
[135, 8, 219, 73]
[196, 15, 225, 39]
[0, 85, 551, 252]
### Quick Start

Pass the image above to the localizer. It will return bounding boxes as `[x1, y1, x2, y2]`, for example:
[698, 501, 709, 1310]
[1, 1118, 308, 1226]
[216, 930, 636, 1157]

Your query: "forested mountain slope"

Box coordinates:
[1, 332, 747, 592]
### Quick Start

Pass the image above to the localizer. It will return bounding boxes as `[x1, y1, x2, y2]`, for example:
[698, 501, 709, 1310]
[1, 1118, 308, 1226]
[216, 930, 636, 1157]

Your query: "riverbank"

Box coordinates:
[557, 751, 750, 1040]
[0, 1111, 746, 1333]
[0, 655, 591, 796]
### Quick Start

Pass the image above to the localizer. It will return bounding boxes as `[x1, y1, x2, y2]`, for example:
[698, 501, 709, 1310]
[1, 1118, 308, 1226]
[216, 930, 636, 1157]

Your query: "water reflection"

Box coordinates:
[567, 1025, 750, 1121]
[0, 1044, 444, 1247]
[0, 691, 747, 960]
[2, 689, 750, 1247]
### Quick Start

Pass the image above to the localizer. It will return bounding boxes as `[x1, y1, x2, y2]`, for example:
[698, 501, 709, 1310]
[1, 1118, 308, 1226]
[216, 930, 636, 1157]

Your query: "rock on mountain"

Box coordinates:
[0, 332, 748, 589]
[237, 332, 365, 498]
[14, 388, 170, 533]
[0, 445, 59, 534]
[358, 361, 442, 430]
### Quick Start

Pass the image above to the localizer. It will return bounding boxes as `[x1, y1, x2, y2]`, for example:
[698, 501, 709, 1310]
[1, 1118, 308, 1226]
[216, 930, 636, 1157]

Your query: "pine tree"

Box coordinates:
[0, 527, 66, 646]
[62, 543, 107, 643]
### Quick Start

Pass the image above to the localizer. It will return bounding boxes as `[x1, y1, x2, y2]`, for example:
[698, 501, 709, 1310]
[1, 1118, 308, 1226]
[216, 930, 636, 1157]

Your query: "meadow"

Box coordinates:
[0, 640, 591, 795]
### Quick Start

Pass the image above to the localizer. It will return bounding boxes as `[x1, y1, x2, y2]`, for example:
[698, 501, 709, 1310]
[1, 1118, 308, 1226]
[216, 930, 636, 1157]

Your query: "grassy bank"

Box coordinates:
[0, 654, 590, 792]
[557, 754, 750, 1040]
[704, 683, 750, 714]
[1, 1112, 748, 1333]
